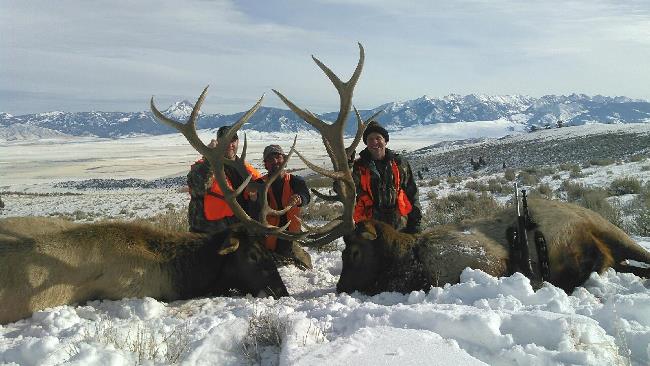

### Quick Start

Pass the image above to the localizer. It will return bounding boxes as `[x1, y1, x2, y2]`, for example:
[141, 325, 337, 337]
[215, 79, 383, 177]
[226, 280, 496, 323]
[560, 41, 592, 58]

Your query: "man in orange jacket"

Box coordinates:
[249, 144, 312, 269]
[352, 120, 422, 234]
[187, 125, 262, 233]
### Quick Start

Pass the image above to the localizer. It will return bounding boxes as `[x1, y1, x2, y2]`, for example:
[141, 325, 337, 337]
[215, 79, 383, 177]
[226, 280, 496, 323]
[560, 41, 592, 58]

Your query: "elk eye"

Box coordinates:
[249, 252, 260, 262]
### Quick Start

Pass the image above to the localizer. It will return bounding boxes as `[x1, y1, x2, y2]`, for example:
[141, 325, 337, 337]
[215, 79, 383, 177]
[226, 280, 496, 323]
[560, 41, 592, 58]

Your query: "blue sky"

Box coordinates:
[1, 0, 649, 115]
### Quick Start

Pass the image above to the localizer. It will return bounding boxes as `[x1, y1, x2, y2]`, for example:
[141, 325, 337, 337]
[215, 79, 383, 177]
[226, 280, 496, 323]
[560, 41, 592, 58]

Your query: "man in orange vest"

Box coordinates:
[352, 120, 422, 234]
[187, 125, 262, 234]
[248, 144, 312, 269]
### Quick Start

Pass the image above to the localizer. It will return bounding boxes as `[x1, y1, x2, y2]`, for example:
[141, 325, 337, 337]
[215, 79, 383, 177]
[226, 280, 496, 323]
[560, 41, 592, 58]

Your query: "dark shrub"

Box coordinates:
[630, 154, 646, 163]
[465, 180, 488, 192]
[559, 180, 587, 202]
[588, 158, 616, 166]
[518, 171, 539, 186]
[609, 177, 642, 196]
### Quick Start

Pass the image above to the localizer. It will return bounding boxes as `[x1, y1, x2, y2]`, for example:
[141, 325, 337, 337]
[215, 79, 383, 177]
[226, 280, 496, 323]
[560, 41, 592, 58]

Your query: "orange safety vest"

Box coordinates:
[353, 160, 413, 223]
[203, 161, 261, 221]
[264, 173, 301, 251]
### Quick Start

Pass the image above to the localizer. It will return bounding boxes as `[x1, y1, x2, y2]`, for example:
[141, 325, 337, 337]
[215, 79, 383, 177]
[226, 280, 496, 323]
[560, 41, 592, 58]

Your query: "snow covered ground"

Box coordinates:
[1, 123, 649, 365]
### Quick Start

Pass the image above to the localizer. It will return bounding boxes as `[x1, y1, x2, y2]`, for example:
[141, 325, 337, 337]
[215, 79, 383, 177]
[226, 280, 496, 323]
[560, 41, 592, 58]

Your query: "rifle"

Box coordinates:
[509, 183, 534, 277]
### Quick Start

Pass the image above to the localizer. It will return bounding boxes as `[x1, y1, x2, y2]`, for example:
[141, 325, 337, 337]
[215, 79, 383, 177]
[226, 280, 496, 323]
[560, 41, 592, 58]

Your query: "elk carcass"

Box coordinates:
[0, 217, 288, 324]
[337, 198, 650, 295]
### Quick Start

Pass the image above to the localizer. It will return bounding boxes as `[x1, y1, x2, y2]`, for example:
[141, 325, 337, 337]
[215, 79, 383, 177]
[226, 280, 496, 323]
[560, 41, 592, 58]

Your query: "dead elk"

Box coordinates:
[0, 217, 288, 325]
[337, 198, 650, 295]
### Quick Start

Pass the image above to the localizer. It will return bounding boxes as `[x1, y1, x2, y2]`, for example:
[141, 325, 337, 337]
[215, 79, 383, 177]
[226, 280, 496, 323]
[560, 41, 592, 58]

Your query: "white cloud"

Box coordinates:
[1, 0, 649, 115]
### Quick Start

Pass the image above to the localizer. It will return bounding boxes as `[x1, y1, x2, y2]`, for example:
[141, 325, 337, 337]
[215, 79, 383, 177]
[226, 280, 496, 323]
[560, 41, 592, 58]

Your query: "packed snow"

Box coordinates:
[1, 123, 649, 365]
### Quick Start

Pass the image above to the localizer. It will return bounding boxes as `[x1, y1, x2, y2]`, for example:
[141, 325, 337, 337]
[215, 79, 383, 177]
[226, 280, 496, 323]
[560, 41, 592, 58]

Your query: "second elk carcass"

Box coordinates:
[337, 198, 650, 295]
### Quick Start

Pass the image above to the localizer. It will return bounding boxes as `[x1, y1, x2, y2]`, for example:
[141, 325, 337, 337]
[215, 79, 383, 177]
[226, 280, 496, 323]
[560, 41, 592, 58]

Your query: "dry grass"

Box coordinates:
[67, 319, 191, 364]
[131, 207, 189, 232]
[302, 201, 341, 221]
[306, 176, 334, 190]
[533, 183, 553, 198]
[241, 308, 291, 364]
[424, 192, 503, 226]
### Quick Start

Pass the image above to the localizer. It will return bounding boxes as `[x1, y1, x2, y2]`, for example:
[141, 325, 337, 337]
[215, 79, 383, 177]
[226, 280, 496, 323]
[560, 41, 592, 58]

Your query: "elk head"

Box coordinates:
[209, 227, 289, 298]
[337, 219, 418, 294]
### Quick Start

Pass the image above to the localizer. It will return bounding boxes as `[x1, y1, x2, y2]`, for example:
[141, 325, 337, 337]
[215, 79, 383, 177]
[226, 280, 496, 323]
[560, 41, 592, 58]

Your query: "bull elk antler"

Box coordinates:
[150, 90, 303, 240]
[272, 43, 382, 245]
[151, 43, 374, 246]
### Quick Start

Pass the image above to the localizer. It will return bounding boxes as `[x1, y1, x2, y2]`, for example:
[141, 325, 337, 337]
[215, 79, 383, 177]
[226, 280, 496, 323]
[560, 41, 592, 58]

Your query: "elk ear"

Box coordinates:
[360, 221, 378, 240]
[218, 237, 240, 255]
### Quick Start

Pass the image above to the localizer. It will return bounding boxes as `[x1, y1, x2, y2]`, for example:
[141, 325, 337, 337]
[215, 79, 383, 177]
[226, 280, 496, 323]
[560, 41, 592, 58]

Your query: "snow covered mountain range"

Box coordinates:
[1, 94, 649, 139]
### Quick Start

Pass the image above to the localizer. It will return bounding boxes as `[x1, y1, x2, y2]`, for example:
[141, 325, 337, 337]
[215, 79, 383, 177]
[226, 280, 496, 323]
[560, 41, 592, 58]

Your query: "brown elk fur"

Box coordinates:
[0, 217, 288, 325]
[338, 198, 650, 295]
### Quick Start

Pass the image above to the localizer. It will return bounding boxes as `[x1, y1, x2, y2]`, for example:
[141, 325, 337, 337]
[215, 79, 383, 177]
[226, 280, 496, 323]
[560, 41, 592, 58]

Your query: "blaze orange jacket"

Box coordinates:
[202, 160, 261, 221]
[353, 159, 413, 223]
[263, 173, 302, 250]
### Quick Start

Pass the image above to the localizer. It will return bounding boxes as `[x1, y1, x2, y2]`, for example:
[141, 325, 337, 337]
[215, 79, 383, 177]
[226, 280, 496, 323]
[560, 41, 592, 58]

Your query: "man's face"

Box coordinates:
[264, 153, 285, 174]
[223, 138, 239, 160]
[366, 132, 386, 160]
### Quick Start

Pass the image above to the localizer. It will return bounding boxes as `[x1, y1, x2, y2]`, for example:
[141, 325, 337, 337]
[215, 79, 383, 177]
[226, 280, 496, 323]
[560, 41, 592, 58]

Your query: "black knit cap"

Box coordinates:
[217, 125, 238, 140]
[362, 120, 389, 144]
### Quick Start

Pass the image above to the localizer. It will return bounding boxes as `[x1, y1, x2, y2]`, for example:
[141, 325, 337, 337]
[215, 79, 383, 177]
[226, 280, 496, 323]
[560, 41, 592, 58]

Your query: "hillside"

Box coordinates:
[2, 94, 649, 140]
[409, 123, 650, 178]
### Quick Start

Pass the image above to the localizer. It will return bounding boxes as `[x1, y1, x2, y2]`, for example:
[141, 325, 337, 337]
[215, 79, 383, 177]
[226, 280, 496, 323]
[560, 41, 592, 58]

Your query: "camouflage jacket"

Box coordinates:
[352, 148, 422, 233]
[186, 158, 244, 233]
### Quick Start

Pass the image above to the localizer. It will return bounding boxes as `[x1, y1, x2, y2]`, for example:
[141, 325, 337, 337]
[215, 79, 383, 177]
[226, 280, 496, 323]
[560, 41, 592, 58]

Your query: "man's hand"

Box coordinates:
[288, 194, 302, 207]
[207, 139, 218, 149]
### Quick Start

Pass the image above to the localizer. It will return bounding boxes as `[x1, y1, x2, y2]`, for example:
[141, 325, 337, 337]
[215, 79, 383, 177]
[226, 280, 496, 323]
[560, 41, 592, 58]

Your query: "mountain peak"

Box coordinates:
[163, 100, 198, 120]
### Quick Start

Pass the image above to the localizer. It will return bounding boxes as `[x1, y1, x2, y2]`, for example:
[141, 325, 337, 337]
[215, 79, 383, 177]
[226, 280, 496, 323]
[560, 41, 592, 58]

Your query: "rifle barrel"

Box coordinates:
[515, 183, 521, 216]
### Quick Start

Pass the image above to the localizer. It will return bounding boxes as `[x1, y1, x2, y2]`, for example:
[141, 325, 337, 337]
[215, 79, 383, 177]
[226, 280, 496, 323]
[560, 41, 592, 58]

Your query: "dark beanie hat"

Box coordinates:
[263, 144, 286, 160]
[217, 125, 238, 140]
[362, 120, 389, 144]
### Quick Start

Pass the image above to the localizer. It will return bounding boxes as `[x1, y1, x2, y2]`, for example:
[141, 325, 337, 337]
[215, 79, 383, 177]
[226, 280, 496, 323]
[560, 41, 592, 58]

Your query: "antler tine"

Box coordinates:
[270, 44, 366, 247]
[150, 86, 212, 158]
[347, 106, 383, 159]
[215, 92, 265, 178]
[151, 90, 270, 233]
[310, 188, 340, 202]
[240, 133, 248, 162]
[272, 43, 364, 138]
[293, 149, 346, 180]
[311, 42, 364, 129]
[188, 86, 209, 129]
[207, 95, 265, 225]
[271, 89, 328, 132]
[254, 136, 300, 225]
